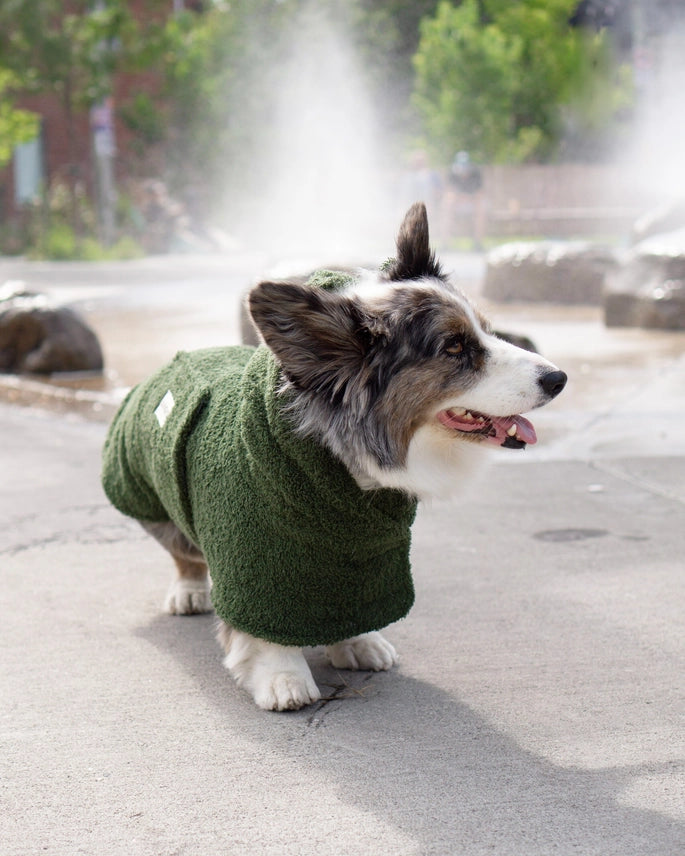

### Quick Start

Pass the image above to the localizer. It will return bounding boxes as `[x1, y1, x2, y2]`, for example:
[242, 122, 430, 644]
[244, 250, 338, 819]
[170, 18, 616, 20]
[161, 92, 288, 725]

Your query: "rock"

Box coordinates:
[240, 294, 260, 348]
[493, 330, 538, 353]
[604, 228, 685, 329]
[0, 290, 104, 374]
[0, 280, 39, 301]
[483, 241, 617, 305]
[640, 279, 685, 329]
[631, 199, 685, 245]
[603, 291, 640, 328]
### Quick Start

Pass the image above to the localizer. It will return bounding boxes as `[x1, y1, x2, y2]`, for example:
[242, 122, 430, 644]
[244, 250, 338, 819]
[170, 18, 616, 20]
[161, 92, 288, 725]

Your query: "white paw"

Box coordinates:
[326, 631, 398, 671]
[222, 630, 321, 711]
[252, 669, 321, 711]
[164, 578, 212, 615]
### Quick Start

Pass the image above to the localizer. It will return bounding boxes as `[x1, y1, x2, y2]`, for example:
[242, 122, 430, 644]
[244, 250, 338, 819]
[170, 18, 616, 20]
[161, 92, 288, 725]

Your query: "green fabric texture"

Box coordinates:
[304, 269, 357, 292]
[102, 345, 417, 647]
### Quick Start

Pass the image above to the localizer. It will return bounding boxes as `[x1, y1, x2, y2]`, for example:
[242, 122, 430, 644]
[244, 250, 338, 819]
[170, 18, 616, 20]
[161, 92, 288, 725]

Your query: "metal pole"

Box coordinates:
[91, 0, 117, 247]
[91, 97, 116, 247]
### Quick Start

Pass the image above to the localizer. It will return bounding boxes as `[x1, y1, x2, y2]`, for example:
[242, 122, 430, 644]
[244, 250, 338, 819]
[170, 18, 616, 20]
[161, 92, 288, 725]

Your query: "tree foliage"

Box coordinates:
[412, 0, 632, 164]
[0, 69, 39, 168]
[0, 0, 139, 236]
[0, 0, 136, 109]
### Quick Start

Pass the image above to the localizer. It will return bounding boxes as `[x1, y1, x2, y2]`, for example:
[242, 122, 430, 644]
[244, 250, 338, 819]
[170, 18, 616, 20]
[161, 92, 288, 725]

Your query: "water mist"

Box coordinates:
[230, 8, 398, 262]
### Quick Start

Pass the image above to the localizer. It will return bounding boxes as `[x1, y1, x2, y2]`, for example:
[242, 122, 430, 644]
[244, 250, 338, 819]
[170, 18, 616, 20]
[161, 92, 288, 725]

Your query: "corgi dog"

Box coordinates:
[123, 203, 566, 710]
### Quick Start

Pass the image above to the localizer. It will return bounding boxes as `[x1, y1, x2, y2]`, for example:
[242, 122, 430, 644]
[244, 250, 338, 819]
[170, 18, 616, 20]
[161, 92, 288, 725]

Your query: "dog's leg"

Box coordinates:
[165, 553, 212, 615]
[325, 631, 398, 671]
[141, 521, 212, 615]
[217, 622, 321, 711]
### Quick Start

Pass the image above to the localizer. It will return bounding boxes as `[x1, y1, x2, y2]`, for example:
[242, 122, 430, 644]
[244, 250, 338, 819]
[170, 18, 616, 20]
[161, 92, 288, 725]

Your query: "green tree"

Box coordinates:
[350, 0, 440, 138]
[411, 0, 632, 164]
[0, 69, 39, 168]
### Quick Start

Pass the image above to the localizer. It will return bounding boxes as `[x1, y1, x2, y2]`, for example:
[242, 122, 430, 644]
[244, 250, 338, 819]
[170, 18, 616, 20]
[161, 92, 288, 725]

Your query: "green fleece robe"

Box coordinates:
[101, 345, 417, 647]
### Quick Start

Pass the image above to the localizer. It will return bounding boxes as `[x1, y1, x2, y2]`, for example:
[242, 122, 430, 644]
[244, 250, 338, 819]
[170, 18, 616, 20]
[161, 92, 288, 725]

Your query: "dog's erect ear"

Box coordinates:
[249, 280, 385, 392]
[384, 202, 444, 282]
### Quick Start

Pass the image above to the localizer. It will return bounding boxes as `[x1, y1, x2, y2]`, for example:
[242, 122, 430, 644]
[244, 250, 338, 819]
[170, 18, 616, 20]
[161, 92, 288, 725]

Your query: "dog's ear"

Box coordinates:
[249, 280, 385, 392]
[385, 202, 444, 282]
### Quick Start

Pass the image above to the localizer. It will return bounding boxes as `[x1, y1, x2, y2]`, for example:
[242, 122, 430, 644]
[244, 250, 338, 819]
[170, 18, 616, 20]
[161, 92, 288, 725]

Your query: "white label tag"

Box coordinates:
[154, 390, 175, 427]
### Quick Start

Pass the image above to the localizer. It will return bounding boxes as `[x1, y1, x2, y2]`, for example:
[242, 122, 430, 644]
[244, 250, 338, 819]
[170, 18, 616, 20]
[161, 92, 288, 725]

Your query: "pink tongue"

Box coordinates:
[492, 415, 537, 445]
[437, 410, 537, 446]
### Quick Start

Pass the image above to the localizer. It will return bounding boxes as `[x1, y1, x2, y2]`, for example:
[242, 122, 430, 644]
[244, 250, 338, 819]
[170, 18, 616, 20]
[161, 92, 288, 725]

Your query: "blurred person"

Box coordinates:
[132, 179, 219, 254]
[443, 151, 486, 251]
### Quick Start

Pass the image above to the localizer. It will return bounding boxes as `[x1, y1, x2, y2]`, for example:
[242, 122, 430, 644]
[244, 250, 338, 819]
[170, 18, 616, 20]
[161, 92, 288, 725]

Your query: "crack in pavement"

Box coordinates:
[306, 672, 376, 728]
[1, 518, 147, 556]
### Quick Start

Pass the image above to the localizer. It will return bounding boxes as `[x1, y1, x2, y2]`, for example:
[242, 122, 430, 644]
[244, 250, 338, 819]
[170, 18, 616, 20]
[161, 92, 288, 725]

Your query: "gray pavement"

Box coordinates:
[1, 255, 684, 855]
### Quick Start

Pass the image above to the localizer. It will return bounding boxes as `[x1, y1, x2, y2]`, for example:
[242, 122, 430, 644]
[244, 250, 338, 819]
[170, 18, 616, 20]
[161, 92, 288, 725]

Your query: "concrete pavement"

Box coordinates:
[1, 256, 684, 854]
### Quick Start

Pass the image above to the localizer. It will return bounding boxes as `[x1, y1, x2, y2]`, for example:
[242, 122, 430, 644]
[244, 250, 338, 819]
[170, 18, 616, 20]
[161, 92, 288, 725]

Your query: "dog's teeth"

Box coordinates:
[451, 407, 467, 416]
[463, 411, 474, 421]
[507, 424, 518, 436]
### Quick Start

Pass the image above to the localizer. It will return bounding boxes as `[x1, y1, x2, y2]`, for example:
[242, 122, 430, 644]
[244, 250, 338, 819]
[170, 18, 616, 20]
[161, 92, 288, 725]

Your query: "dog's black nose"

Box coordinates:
[539, 369, 567, 399]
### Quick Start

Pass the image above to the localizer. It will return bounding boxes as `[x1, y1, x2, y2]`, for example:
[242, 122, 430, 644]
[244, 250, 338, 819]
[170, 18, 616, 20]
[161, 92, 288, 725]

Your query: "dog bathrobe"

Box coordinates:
[102, 343, 418, 647]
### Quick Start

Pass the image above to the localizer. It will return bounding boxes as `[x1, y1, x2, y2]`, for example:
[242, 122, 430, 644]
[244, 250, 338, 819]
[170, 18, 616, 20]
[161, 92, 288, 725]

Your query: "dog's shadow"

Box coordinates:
[135, 613, 684, 853]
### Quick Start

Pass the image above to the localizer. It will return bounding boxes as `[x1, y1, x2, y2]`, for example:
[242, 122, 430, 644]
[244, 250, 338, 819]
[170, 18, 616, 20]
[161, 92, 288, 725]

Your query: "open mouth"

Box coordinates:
[436, 407, 537, 449]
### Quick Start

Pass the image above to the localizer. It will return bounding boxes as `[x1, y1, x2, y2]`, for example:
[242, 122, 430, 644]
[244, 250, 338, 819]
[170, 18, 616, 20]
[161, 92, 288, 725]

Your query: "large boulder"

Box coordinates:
[483, 241, 617, 305]
[0, 285, 104, 374]
[604, 228, 685, 329]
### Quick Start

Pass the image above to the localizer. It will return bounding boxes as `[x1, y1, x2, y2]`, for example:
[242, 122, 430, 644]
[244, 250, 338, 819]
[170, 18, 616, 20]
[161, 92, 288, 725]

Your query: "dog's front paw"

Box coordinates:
[252, 670, 321, 712]
[164, 578, 212, 615]
[326, 631, 398, 671]
[222, 630, 321, 711]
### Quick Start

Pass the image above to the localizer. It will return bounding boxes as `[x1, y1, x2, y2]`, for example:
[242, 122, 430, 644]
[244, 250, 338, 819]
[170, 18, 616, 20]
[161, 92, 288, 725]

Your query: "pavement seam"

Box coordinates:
[591, 458, 685, 505]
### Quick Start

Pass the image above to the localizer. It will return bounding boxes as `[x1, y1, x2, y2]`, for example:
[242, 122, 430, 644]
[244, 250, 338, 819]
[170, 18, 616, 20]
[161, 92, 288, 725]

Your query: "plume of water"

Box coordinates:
[620, 9, 685, 204]
[232, 7, 397, 262]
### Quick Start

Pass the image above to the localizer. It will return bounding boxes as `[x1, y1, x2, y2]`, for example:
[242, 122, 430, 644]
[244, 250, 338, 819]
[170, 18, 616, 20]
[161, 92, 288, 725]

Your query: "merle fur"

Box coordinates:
[248, 204, 485, 475]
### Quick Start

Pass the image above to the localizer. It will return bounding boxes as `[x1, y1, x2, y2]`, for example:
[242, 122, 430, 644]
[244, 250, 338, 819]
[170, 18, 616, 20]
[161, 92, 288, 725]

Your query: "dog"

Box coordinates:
[102, 202, 566, 711]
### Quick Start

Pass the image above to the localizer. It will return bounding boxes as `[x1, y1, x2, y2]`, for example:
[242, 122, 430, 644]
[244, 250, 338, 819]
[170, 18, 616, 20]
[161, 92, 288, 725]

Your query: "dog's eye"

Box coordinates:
[444, 338, 464, 356]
